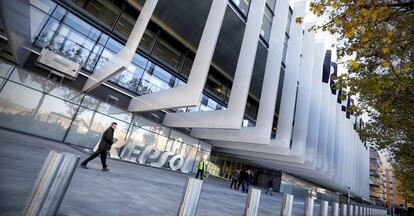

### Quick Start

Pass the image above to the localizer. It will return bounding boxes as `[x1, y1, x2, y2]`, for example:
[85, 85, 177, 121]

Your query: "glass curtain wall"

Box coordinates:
[30, 0, 261, 125]
[30, 0, 232, 108]
[0, 60, 211, 174]
[280, 173, 340, 202]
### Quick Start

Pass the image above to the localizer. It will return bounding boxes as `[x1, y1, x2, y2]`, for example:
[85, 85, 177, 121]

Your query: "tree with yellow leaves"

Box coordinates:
[306, 0, 414, 207]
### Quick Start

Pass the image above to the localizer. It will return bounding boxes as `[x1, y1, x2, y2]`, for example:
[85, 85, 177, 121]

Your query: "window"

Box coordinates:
[139, 30, 157, 53]
[231, 0, 252, 17]
[205, 74, 223, 99]
[152, 37, 184, 71]
[30, 6, 50, 42]
[275, 67, 285, 115]
[181, 55, 194, 77]
[83, 0, 124, 28]
[31, 0, 57, 14]
[47, 25, 98, 65]
[244, 99, 258, 120]
[282, 35, 289, 64]
[114, 4, 139, 37]
[260, 6, 273, 43]
[34, 18, 60, 48]
[285, 8, 293, 36]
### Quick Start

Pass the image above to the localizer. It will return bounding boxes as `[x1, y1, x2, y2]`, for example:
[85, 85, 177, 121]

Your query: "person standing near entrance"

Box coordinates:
[195, 159, 206, 180]
[237, 169, 246, 190]
[243, 170, 253, 193]
[80, 122, 117, 171]
[265, 178, 275, 195]
[230, 169, 240, 189]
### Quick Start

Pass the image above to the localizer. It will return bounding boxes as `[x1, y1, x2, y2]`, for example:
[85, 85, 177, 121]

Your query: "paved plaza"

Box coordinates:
[0, 129, 316, 216]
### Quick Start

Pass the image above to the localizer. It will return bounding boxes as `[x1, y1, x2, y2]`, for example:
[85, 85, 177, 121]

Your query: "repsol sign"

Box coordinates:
[117, 144, 202, 173]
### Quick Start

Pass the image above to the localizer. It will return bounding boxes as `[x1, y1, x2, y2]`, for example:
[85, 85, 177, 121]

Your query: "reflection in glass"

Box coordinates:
[260, 7, 273, 43]
[31, 0, 57, 14]
[63, 13, 102, 41]
[0, 82, 75, 140]
[231, 0, 251, 17]
[30, 6, 50, 42]
[9, 68, 84, 104]
[0, 61, 14, 78]
[132, 115, 171, 136]
[64, 107, 128, 149]
[34, 18, 60, 48]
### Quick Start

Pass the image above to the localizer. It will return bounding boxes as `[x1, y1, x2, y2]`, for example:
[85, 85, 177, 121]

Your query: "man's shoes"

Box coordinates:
[101, 168, 110, 172]
[80, 164, 88, 169]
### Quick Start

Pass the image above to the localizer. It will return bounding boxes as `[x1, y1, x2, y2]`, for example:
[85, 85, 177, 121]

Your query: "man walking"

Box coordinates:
[195, 159, 206, 180]
[80, 122, 117, 171]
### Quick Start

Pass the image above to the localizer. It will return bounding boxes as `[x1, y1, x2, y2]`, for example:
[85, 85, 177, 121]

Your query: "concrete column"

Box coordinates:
[332, 202, 339, 216]
[280, 193, 293, 216]
[304, 197, 314, 216]
[274, 0, 308, 152]
[320, 201, 329, 216]
[193, 0, 310, 157]
[190, 0, 291, 143]
[244, 187, 261, 216]
[83, 0, 158, 92]
[349, 205, 353, 216]
[341, 204, 347, 216]
[177, 177, 203, 216]
[163, 0, 267, 129]
[22, 151, 80, 216]
[128, 0, 227, 112]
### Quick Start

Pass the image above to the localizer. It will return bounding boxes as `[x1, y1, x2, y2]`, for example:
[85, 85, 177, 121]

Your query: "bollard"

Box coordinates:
[244, 187, 261, 216]
[22, 151, 80, 216]
[332, 202, 339, 216]
[280, 193, 293, 216]
[341, 204, 347, 216]
[320, 200, 329, 216]
[177, 177, 203, 216]
[304, 197, 314, 216]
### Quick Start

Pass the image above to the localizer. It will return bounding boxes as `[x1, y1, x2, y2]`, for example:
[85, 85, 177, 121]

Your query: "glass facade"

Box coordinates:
[0, 60, 211, 174]
[280, 173, 339, 203]
[29, 0, 264, 124]
[29, 0, 265, 127]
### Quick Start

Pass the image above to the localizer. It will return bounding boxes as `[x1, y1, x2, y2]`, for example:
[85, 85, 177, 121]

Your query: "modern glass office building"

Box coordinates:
[0, 0, 369, 201]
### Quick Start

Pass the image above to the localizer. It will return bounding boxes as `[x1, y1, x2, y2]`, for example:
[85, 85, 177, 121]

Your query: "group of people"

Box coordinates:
[230, 169, 253, 193]
[230, 169, 277, 195]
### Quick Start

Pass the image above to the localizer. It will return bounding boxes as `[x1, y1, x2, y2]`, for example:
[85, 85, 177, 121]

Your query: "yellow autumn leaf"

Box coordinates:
[296, 17, 303, 24]
[402, 63, 411, 71]
[345, 27, 357, 38]
[347, 60, 359, 70]
[382, 61, 391, 68]
[382, 48, 389, 55]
